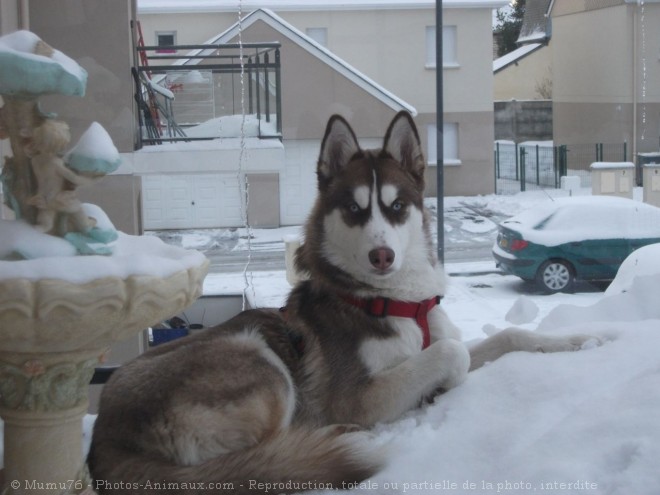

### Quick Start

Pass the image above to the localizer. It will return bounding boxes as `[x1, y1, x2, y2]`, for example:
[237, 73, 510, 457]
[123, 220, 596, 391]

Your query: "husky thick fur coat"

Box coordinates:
[88, 112, 591, 494]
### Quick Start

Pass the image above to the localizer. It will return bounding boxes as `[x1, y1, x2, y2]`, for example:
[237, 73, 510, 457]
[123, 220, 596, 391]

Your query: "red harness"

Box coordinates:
[343, 295, 442, 350]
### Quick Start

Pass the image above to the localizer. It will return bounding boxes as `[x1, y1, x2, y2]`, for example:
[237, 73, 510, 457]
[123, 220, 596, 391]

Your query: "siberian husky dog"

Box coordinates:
[88, 112, 592, 494]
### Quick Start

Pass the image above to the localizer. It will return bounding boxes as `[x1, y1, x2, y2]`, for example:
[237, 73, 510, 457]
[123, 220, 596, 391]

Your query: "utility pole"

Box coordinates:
[436, 0, 445, 264]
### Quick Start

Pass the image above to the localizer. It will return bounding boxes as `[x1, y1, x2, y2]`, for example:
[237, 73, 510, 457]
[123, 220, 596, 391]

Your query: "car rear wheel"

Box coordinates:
[537, 260, 575, 293]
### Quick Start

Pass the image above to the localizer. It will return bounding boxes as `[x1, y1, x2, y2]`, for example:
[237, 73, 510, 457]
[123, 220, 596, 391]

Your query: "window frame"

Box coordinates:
[425, 25, 459, 69]
[155, 30, 177, 54]
[427, 122, 461, 166]
[305, 27, 328, 47]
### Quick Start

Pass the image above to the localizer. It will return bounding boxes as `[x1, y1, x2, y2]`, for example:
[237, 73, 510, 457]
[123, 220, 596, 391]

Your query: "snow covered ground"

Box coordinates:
[3, 188, 660, 494]
[193, 188, 660, 494]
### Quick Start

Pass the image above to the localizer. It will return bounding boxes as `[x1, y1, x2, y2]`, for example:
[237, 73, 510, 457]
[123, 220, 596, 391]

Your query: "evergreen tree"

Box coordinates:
[494, 0, 526, 57]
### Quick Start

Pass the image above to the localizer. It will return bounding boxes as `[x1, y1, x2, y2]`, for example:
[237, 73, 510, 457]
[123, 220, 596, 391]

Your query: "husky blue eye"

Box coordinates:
[392, 200, 404, 211]
[348, 203, 360, 213]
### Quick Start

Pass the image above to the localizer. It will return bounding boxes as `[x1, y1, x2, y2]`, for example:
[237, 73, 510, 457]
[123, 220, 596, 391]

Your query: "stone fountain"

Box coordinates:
[0, 31, 208, 493]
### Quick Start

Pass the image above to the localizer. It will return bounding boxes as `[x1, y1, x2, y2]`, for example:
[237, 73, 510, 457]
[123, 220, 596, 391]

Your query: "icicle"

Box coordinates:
[640, 0, 647, 142]
[236, 0, 256, 309]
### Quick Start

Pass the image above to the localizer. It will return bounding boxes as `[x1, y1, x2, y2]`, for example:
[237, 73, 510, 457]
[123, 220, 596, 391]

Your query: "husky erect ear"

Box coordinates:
[318, 115, 361, 185]
[382, 111, 425, 183]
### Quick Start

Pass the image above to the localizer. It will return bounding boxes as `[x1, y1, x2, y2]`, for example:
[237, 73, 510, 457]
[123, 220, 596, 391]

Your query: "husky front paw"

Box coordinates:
[426, 338, 470, 391]
[534, 333, 602, 353]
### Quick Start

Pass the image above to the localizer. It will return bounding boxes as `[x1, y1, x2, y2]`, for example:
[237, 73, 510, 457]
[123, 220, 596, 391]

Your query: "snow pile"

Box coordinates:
[605, 243, 660, 295]
[65, 122, 121, 175]
[183, 114, 279, 139]
[504, 295, 539, 325]
[0, 204, 206, 283]
[351, 268, 660, 495]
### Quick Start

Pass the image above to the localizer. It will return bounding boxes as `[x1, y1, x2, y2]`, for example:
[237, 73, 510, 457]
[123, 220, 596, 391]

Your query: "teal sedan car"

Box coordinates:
[492, 196, 660, 293]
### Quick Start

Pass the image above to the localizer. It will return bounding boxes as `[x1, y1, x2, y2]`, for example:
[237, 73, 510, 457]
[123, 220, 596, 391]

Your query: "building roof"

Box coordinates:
[138, 0, 508, 14]
[493, 42, 543, 73]
[517, 0, 552, 45]
[170, 8, 417, 115]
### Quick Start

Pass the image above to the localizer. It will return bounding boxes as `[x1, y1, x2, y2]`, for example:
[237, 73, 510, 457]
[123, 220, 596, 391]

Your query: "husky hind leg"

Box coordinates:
[468, 328, 596, 371]
[89, 310, 384, 493]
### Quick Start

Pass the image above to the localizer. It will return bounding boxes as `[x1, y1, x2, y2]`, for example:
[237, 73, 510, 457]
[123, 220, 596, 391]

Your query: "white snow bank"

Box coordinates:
[504, 295, 539, 325]
[605, 243, 660, 295]
[183, 114, 279, 139]
[357, 270, 660, 495]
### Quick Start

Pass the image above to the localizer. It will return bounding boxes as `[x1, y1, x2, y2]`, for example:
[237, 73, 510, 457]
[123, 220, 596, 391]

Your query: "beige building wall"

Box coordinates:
[139, 6, 498, 196]
[216, 20, 402, 140]
[26, 0, 143, 234]
[552, 0, 660, 154]
[495, 46, 552, 101]
[0, 0, 22, 33]
[28, 0, 137, 153]
[139, 11, 235, 46]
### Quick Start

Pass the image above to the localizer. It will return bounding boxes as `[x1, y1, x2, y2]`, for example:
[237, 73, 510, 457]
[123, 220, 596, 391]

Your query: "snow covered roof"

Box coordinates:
[138, 0, 509, 14]
[517, 0, 552, 45]
[172, 8, 417, 116]
[493, 42, 543, 73]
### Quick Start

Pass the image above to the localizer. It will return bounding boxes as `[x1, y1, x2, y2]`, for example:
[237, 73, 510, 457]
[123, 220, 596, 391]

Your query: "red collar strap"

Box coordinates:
[342, 295, 442, 350]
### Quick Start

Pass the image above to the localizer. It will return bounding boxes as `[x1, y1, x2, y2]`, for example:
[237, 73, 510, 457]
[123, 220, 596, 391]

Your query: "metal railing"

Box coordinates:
[134, 42, 282, 146]
[494, 142, 629, 195]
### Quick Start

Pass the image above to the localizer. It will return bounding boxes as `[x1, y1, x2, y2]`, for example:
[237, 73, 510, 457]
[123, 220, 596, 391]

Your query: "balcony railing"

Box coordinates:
[134, 42, 282, 146]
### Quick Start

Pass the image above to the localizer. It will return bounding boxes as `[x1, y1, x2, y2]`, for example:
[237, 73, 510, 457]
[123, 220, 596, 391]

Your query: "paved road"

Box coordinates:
[205, 242, 495, 273]
[153, 200, 503, 274]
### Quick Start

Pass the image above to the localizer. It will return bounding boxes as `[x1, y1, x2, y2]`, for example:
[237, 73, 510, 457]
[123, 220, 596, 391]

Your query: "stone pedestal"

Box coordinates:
[0, 261, 209, 494]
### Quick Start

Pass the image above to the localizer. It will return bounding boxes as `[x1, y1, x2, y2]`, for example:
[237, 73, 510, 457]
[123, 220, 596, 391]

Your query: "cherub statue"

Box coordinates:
[25, 118, 96, 234]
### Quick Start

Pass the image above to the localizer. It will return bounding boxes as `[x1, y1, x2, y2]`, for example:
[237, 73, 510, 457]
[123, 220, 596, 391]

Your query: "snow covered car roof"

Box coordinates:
[499, 196, 660, 247]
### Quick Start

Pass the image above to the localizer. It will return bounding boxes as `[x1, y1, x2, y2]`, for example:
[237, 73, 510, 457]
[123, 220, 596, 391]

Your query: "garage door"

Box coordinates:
[142, 173, 243, 229]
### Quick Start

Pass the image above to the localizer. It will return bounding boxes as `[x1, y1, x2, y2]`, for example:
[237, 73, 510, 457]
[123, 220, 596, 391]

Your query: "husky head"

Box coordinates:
[297, 111, 435, 292]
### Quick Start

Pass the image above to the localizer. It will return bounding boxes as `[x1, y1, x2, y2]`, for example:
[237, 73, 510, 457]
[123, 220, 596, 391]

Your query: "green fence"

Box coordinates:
[494, 142, 628, 195]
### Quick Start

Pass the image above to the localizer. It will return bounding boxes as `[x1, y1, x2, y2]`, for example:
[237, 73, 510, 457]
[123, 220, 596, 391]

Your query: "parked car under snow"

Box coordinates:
[492, 196, 660, 293]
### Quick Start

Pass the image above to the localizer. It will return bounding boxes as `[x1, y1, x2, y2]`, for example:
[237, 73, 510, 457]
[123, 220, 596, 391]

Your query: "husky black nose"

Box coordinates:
[369, 247, 395, 270]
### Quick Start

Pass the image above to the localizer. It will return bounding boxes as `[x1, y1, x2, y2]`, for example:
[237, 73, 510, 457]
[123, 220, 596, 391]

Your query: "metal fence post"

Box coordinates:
[264, 52, 270, 123]
[275, 48, 282, 136]
[536, 145, 540, 185]
[553, 146, 559, 188]
[247, 56, 253, 115]
[520, 146, 526, 192]
[255, 53, 261, 123]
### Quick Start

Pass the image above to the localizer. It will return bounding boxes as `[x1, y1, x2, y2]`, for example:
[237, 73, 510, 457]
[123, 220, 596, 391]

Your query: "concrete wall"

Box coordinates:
[495, 100, 553, 142]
